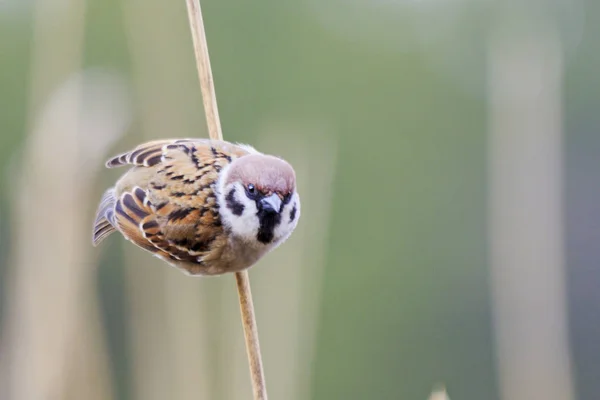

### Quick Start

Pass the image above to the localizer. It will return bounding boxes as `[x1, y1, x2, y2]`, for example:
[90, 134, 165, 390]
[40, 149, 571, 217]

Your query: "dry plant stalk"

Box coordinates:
[184, 0, 268, 399]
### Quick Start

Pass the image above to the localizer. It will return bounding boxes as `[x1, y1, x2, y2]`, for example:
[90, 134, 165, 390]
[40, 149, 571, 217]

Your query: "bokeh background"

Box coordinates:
[1, 0, 599, 399]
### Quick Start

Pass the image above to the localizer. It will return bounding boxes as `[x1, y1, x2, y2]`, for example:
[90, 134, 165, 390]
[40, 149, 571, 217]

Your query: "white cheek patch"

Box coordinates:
[273, 193, 300, 244]
[217, 182, 260, 241]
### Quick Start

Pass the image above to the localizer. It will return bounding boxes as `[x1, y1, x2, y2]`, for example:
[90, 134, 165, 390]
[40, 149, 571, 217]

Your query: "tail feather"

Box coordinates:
[93, 188, 117, 246]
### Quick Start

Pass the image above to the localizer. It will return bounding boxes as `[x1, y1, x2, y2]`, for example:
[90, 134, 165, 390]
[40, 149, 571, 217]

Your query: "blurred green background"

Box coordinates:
[1, 0, 599, 399]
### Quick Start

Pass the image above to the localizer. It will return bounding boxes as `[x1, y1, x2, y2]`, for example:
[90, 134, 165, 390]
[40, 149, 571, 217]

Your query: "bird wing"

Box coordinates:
[113, 185, 202, 263]
[102, 139, 249, 270]
[105, 138, 200, 168]
[92, 188, 118, 246]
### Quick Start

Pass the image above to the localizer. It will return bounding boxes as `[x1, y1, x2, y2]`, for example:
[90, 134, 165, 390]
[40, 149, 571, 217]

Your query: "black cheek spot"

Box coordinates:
[225, 188, 244, 216]
[289, 204, 297, 223]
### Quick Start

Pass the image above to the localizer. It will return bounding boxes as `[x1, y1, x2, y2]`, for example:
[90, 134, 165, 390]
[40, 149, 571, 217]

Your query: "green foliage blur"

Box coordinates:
[1, 0, 600, 399]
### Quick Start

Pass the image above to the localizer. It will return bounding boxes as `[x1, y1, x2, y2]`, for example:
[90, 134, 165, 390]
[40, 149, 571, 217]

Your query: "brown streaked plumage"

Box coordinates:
[93, 138, 300, 276]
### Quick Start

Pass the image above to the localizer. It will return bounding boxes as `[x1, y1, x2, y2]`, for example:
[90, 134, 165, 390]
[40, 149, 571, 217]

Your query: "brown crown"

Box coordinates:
[226, 154, 296, 195]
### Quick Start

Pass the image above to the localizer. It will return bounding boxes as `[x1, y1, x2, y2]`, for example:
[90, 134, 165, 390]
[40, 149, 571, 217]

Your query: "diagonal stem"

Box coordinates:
[185, 0, 222, 141]
[184, 0, 268, 399]
[235, 272, 267, 400]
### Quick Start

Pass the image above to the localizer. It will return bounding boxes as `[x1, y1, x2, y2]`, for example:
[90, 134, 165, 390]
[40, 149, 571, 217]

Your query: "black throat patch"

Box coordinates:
[256, 211, 281, 244]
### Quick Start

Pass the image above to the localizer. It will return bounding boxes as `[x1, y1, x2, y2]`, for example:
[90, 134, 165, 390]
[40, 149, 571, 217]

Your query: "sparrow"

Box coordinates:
[92, 138, 300, 276]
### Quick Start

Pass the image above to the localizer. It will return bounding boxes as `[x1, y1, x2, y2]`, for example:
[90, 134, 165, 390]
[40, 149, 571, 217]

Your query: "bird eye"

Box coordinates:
[246, 184, 258, 199]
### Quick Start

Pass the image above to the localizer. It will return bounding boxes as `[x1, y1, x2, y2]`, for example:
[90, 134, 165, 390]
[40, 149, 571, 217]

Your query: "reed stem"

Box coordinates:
[184, 0, 268, 398]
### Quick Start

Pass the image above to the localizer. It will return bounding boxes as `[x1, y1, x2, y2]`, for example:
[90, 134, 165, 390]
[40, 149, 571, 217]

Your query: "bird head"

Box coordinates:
[217, 153, 300, 247]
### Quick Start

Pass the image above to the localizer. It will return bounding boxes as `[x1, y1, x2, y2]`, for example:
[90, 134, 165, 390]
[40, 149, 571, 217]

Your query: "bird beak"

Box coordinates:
[259, 193, 282, 214]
